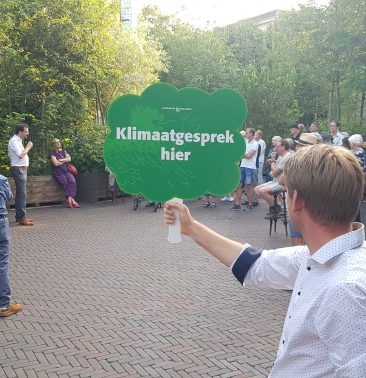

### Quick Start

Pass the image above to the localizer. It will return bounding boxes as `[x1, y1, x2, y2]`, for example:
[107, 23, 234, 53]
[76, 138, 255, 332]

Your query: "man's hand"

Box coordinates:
[164, 201, 244, 267]
[164, 201, 195, 236]
[27, 141, 33, 150]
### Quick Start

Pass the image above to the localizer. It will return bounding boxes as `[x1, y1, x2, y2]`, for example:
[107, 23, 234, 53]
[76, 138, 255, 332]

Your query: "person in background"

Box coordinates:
[349, 134, 366, 223]
[220, 193, 235, 202]
[255, 130, 266, 185]
[264, 136, 282, 181]
[319, 132, 332, 145]
[341, 137, 351, 150]
[349, 134, 366, 172]
[230, 128, 258, 211]
[330, 120, 344, 146]
[309, 122, 319, 133]
[289, 124, 300, 143]
[203, 193, 216, 208]
[164, 144, 366, 377]
[0, 174, 22, 317]
[297, 124, 305, 136]
[255, 139, 291, 218]
[8, 123, 34, 226]
[49, 138, 80, 209]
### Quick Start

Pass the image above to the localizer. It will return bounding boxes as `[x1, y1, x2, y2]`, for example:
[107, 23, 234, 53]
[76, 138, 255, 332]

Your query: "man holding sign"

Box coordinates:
[165, 144, 366, 378]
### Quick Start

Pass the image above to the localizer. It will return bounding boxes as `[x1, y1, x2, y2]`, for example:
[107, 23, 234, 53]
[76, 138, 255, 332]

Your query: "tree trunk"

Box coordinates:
[94, 70, 105, 125]
[360, 90, 365, 128]
[40, 90, 46, 120]
[328, 77, 335, 122]
[336, 72, 341, 121]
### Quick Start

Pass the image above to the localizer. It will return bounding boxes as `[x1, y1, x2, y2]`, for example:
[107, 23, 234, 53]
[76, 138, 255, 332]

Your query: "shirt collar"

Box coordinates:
[14, 135, 22, 142]
[310, 223, 365, 264]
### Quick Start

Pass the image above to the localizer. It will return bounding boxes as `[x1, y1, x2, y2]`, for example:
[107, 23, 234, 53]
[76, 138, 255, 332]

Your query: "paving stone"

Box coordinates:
[2, 198, 363, 377]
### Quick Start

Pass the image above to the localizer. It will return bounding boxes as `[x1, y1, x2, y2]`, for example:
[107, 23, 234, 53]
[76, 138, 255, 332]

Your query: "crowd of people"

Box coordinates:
[215, 122, 366, 233]
[1, 120, 366, 376]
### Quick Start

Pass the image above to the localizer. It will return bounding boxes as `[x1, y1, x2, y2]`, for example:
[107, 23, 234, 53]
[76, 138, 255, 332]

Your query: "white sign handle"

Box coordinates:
[167, 197, 183, 244]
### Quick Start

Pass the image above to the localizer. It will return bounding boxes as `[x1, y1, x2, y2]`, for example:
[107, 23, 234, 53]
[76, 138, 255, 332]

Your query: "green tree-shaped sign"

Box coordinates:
[104, 83, 247, 202]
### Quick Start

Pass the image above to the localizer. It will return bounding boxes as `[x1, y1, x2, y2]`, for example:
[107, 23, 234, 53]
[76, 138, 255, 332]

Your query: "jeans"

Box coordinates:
[257, 162, 264, 185]
[11, 166, 27, 221]
[0, 218, 11, 308]
[240, 167, 256, 185]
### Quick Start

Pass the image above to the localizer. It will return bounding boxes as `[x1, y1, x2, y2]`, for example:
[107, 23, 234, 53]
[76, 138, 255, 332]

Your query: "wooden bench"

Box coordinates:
[7, 175, 65, 207]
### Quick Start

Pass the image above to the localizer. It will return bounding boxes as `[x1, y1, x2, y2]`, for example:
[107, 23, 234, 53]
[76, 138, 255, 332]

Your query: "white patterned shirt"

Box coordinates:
[232, 223, 366, 377]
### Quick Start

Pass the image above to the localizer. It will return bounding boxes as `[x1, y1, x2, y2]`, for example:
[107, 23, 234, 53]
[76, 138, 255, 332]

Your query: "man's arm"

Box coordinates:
[244, 149, 256, 159]
[19, 142, 33, 159]
[270, 161, 283, 177]
[165, 202, 245, 267]
[9, 139, 33, 159]
[164, 202, 301, 290]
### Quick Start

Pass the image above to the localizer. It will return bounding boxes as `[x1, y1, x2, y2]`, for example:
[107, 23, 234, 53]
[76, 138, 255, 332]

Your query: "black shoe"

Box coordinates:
[241, 200, 249, 206]
[229, 204, 241, 211]
[252, 200, 259, 207]
[145, 202, 156, 207]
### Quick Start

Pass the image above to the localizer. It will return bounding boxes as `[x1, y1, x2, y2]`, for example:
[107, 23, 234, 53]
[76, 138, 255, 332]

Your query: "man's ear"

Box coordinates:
[291, 190, 304, 212]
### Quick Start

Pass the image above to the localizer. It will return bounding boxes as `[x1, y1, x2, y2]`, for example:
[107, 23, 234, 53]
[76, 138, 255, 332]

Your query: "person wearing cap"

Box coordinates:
[330, 120, 344, 146]
[165, 144, 366, 377]
[289, 124, 300, 143]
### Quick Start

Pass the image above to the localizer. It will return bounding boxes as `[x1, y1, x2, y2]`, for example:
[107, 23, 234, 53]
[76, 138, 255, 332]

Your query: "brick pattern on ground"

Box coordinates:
[1, 198, 300, 377]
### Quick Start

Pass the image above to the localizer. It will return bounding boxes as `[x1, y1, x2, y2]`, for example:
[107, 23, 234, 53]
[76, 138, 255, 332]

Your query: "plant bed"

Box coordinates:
[7, 175, 65, 207]
[75, 172, 110, 203]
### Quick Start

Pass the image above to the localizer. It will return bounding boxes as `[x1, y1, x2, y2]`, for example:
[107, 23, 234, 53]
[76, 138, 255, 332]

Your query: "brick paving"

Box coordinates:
[1, 197, 363, 377]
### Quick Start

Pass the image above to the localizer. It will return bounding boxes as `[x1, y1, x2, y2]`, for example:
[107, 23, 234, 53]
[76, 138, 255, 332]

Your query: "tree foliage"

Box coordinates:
[0, 0, 165, 174]
[139, 0, 366, 139]
[0, 0, 365, 175]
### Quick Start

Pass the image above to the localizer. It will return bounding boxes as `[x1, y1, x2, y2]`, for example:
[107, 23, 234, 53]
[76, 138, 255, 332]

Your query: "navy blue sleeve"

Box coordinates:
[0, 175, 12, 202]
[232, 247, 262, 285]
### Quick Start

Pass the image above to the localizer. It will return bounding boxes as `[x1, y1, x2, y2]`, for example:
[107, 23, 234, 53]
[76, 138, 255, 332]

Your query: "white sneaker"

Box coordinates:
[220, 196, 229, 201]
[228, 196, 234, 202]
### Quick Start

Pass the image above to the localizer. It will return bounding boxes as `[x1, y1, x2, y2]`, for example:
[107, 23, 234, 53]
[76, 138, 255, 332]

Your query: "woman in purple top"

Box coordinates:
[49, 138, 80, 208]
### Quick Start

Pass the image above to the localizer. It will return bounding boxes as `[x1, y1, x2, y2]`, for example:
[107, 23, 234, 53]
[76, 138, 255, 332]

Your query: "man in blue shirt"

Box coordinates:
[0, 174, 22, 317]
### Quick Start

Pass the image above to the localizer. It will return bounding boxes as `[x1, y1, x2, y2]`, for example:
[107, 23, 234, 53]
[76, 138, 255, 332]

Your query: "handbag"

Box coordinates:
[67, 163, 78, 175]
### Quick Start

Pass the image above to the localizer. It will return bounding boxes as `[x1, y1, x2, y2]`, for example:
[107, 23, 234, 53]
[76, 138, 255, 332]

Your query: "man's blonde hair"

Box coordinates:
[284, 144, 364, 225]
